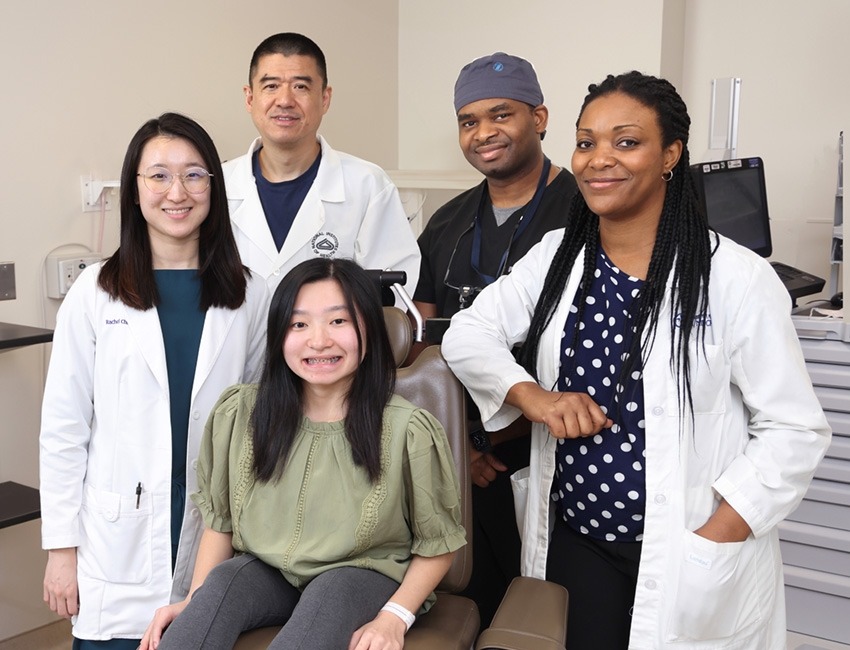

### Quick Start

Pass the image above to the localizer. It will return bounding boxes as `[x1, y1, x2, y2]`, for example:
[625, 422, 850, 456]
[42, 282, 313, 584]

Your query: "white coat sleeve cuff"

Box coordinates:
[711, 459, 776, 538]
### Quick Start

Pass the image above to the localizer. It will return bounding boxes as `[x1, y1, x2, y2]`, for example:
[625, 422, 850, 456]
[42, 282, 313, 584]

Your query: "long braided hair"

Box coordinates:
[519, 71, 713, 418]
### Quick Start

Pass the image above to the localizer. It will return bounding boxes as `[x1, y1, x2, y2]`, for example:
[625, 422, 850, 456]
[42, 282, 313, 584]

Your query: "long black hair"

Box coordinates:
[251, 258, 396, 483]
[519, 71, 712, 417]
[98, 112, 248, 311]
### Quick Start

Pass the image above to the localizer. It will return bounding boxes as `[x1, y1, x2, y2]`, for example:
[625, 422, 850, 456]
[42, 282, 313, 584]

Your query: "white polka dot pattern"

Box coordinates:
[552, 250, 647, 542]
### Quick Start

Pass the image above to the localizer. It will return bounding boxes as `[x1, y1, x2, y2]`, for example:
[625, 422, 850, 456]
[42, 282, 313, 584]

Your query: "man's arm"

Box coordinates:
[469, 417, 532, 487]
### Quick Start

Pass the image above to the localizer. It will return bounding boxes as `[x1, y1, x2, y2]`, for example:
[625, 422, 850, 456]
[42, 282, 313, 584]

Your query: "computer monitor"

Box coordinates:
[690, 156, 826, 304]
[690, 157, 772, 257]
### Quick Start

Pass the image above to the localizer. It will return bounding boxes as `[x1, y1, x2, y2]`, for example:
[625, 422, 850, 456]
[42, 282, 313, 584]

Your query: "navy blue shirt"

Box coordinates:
[552, 250, 647, 542]
[253, 147, 321, 251]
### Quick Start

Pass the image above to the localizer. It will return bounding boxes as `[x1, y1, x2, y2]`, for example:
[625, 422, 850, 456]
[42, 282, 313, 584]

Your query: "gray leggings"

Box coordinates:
[159, 554, 400, 650]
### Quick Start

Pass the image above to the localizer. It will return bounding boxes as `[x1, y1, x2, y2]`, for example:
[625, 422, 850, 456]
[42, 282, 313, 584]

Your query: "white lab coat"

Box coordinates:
[443, 229, 831, 649]
[223, 135, 420, 298]
[39, 263, 268, 640]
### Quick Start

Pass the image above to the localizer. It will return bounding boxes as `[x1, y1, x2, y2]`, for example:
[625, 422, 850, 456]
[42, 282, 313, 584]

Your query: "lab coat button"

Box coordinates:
[654, 494, 666, 505]
[104, 509, 117, 521]
[191, 459, 198, 470]
[191, 508, 199, 518]
[651, 406, 664, 416]
[645, 579, 657, 590]
[192, 411, 200, 420]
[274, 268, 281, 276]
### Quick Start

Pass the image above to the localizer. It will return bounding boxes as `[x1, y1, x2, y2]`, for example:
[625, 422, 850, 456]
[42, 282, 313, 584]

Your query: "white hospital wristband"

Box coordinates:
[380, 601, 416, 632]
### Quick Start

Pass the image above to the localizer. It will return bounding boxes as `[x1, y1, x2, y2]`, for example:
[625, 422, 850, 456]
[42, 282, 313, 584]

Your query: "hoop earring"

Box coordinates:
[662, 169, 674, 182]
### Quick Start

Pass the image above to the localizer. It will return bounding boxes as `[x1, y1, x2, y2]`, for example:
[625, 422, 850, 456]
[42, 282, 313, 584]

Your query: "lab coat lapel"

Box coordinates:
[191, 306, 237, 400]
[127, 306, 169, 393]
[277, 136, 343, 263]
[229, 140, 279, 268]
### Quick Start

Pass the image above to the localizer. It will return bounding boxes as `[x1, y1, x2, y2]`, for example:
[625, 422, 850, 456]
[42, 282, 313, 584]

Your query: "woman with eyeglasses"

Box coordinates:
[443, 72, 830, 649]
[39, 112, 268, 649]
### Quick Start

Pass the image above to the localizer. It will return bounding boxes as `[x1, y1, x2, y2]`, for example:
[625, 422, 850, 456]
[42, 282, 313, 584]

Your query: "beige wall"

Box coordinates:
[0, 1, 398, 639]
[2, 0, 848, 641]
[681, 0, 849, 291]
[399, 0, 848, 293]
[398, 0, 670, 171]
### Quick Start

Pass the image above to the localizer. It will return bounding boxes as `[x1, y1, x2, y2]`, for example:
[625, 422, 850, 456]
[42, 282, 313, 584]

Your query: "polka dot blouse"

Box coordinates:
[552, 249, 647, 542]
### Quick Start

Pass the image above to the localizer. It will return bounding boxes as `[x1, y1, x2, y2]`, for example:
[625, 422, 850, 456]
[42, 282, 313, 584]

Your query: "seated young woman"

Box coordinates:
[141, 257, 466, 650]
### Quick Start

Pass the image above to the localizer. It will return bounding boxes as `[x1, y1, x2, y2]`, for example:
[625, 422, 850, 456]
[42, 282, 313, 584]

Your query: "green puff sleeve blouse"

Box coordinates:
[191, 384, 466, 612]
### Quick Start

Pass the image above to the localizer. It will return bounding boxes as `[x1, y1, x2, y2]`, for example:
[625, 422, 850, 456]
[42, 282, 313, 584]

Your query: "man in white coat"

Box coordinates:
[224, 32, 420, 298]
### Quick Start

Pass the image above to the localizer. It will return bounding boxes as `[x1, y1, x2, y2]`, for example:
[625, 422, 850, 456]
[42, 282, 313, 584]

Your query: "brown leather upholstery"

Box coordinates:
[475, 577, 568, 650]
[396, 344, 478, 649]
[396, 344, 472, 594]
[383, 306, 414, 368]
[405, 593, 479, 649]
[233, 626, 279, 648]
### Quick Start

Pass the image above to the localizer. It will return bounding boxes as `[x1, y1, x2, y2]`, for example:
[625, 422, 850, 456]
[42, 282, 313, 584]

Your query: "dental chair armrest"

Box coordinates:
[474, 576, 568, 650]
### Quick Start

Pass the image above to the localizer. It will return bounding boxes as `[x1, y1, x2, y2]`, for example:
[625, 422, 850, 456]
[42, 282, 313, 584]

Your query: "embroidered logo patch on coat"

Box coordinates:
[311, 232, 340, 258]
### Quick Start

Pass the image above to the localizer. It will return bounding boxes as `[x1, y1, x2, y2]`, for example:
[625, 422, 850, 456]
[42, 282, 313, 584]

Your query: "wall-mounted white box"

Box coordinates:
[45, 253, 103, 299]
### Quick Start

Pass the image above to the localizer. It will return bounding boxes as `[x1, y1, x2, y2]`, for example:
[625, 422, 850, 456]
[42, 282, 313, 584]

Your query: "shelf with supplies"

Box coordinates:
[0, 322, 52, 528]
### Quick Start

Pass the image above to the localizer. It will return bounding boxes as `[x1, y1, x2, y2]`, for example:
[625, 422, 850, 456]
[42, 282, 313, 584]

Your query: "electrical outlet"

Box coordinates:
[45, 253, 103, 299]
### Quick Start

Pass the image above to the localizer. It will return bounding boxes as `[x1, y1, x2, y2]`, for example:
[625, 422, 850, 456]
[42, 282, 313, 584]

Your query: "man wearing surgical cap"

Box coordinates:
[411, 52, 577, 629]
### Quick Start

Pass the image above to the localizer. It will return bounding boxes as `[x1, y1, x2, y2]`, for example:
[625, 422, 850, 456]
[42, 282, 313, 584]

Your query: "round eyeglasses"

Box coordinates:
[137, 167, 213, 194]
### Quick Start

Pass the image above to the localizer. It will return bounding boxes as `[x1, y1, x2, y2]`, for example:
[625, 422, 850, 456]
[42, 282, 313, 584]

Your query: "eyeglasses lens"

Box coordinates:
[141, 167, 211, 194]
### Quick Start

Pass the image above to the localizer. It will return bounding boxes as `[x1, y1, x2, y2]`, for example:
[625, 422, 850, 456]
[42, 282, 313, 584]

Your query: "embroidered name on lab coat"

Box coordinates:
[686, 551, 713, 570]
[673, 313, 712, 328]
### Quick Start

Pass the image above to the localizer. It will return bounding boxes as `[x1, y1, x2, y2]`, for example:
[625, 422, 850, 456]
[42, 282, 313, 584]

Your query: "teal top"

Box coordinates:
[154, 269, 205, 563]
[192, 385, 466, 611]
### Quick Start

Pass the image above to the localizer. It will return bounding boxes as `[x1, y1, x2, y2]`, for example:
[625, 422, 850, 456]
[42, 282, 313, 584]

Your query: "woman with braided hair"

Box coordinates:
[443, 71, 830, 649]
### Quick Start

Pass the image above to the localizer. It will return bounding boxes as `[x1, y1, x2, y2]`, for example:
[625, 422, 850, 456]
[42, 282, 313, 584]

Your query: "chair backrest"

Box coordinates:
[394, 342, 472, 592]
[383, 306, 414, 368]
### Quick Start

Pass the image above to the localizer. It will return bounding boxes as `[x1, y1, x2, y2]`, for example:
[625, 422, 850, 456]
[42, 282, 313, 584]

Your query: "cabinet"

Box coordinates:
[783, 320, 850, 644]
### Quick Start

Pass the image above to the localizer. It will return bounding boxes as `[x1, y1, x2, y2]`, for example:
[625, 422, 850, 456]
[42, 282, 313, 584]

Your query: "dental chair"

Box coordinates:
[233, 303, 568, 650]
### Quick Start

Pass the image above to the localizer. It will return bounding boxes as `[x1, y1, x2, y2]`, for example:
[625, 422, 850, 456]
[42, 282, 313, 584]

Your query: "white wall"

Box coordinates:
[0, 1, 398, 639]
[682, 0, 849, 293]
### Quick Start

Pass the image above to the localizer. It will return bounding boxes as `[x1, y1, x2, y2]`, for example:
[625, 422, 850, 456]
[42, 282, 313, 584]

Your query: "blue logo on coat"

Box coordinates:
[673, 313, 712, 328]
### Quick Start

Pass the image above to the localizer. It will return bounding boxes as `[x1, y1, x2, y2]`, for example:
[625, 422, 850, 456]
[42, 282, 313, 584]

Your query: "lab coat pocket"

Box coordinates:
[666, 530, 760, 642]
[77, 485, 152, 584]
[510, 466, 530, 536]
